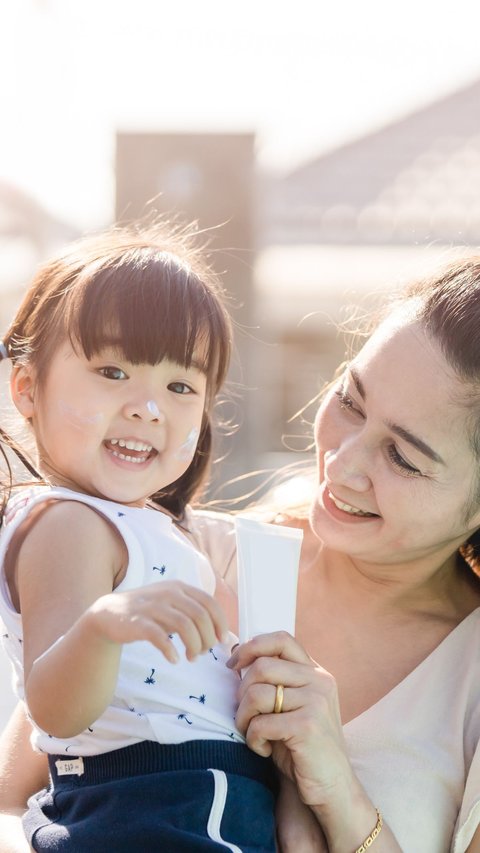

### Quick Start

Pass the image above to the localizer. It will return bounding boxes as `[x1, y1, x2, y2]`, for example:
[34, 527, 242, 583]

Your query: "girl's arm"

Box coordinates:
[16, 501, 228, 738]
[0, 703, 48, 853]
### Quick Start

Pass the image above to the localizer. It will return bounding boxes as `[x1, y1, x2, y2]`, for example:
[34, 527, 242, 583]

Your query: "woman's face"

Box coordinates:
[311, 315, 480, 567]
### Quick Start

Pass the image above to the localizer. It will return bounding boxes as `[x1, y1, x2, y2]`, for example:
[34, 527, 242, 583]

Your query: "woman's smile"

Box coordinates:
[321, 483, 380, 523]
[327, 488, 379, 518]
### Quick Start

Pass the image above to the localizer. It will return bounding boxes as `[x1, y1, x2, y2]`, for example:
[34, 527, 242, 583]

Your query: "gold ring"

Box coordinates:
[273, 684, 284, 714]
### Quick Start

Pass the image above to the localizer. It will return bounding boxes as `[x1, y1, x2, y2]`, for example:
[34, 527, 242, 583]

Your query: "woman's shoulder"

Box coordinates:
[181, 507, 237, 580]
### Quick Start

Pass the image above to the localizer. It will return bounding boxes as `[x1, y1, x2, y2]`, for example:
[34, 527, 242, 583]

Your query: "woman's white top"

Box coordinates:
[187, 509, 480, 853]
[0, 487, 243, 757]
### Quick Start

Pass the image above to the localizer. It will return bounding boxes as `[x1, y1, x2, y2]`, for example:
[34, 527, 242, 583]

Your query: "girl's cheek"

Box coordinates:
[57, 400, 105, 430]
[174, 426, 199, 461]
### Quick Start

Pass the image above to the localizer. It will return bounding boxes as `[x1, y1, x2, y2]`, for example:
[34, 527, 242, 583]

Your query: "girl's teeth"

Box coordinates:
[109, 439, 152, 452]
[111, 451, 148, 464]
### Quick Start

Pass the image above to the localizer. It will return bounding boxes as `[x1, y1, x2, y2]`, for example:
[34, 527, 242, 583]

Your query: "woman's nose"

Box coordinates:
[323, 444, 372, 492]
[123, 398, 165, 423]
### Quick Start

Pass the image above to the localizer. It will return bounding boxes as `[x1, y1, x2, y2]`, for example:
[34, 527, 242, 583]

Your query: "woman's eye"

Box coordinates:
[334, 389, 363, 416]
[98, 366, 127, 380]
[168, 381, 193, 395]
[387, 445, 421, 476]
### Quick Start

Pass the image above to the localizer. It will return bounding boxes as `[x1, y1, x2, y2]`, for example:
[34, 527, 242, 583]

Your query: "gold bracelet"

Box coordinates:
[354, 809, 383, 852]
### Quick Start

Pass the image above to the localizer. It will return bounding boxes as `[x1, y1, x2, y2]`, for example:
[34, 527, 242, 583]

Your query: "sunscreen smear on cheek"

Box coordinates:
[175, 427, 199, 461]
[58, 400, 105, 429]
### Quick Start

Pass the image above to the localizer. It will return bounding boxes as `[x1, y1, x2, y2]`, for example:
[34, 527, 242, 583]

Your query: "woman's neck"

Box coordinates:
[299, 524, 480, 621]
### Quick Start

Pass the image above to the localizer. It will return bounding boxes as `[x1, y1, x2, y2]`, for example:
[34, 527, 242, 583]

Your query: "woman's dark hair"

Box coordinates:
[1, 222, 233, 520]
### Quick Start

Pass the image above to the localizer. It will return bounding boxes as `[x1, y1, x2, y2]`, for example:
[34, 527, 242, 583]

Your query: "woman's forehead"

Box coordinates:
[351, 319, 478, 455]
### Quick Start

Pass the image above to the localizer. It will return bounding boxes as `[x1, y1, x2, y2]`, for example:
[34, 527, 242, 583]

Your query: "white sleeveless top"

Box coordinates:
[0, 487, 244, 757]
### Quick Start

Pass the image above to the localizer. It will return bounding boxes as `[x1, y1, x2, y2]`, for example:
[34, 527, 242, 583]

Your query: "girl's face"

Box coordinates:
[311, 316, 480, 568]
[12, 339, 207, 507]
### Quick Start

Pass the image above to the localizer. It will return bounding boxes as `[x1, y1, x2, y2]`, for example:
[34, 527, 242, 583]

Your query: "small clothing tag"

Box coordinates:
[55, 757, 84, 777]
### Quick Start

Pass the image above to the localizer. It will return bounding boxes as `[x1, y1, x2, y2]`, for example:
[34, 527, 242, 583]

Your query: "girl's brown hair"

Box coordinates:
[1, 223, 233, 519]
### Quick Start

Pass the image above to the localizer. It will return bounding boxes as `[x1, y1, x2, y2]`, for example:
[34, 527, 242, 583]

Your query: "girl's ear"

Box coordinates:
[10, 365, 36, 418]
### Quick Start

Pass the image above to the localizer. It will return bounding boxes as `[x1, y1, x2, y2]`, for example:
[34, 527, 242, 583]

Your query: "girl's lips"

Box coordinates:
[322, 484, 380, 522]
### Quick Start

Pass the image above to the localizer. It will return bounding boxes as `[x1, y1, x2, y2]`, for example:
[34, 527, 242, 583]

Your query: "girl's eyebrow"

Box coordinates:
[349, 367, 445, 466]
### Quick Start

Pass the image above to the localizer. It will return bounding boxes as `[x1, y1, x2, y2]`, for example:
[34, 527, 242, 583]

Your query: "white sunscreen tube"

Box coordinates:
[235, 517, 303, 643]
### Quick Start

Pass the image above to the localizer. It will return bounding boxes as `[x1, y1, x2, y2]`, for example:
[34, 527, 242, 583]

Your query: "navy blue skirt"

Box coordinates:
[24, 740, 278, 852]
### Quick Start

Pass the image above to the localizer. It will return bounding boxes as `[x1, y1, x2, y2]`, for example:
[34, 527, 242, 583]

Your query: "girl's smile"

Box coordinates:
[103, 437, 157, 465]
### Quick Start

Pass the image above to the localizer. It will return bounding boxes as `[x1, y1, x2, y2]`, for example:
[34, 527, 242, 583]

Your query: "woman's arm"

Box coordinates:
[228, 632, 402, 852]
[276, 774, 328, 852]
[0, 703, 49, 853]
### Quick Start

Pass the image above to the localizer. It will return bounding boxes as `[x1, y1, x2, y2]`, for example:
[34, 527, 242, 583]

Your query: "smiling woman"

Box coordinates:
[312, 310, 480, 566]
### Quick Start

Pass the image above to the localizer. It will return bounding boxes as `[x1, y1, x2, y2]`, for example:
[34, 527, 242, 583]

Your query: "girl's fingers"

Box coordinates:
[227, 631, 314, 670]
[168, 606, 209, 660]
[181, 584, 229, 640]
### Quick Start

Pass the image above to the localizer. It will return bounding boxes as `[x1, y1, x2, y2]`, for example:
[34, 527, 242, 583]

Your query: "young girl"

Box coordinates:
[0, 225, 279, 852]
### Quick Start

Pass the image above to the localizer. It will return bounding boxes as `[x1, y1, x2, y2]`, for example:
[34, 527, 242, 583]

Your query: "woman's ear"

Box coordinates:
[10, 365, 36, 418]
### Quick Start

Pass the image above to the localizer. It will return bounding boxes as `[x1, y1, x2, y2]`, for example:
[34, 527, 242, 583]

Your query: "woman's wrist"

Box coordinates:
[307, 775, 385, 853]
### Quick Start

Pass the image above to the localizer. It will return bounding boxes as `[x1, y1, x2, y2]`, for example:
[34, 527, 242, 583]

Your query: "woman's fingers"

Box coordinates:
[235, 671, 333, 736]
[227, 631, 314, 670]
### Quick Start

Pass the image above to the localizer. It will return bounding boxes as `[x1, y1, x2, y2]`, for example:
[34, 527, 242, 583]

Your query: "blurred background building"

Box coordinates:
[2, 75, 480, 494]
[1, 0, 480, 726]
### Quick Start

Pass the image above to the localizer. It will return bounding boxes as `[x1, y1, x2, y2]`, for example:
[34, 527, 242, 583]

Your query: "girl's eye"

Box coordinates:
[98, 366, 127, 381]
[387, 445, 422, 476]
[168, 381, 194, 395]
[334, 389, 363, 417]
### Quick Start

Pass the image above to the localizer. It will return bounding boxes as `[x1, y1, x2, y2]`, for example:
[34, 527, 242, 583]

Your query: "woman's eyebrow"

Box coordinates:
[350, 367, 366, 399]
[349, 367, 445, 465]
[387, 422, 445, 465]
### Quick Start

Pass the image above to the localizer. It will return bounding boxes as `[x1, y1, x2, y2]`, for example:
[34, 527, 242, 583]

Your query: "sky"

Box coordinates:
[1, 0, 480, 229]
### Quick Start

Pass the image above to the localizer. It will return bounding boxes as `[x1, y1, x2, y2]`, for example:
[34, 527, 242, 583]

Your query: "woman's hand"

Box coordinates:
[228, 631, 350, 807]
[227, 632, 400, 853]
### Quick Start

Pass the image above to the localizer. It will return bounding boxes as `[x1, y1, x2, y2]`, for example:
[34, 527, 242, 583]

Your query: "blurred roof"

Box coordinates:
[254, 243, 469, 326]
[265, 77, 480, 246]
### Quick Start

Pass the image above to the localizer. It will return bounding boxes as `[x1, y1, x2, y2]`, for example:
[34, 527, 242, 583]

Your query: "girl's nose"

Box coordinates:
[123, 399, 165, 423]
[323, 445, 372, 492]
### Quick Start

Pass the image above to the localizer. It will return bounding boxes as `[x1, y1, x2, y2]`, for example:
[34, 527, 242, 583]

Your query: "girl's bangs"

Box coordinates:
[66, 259, 227, 384]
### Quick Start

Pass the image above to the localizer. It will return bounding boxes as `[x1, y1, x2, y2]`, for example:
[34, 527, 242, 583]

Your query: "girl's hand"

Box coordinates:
[227, 631, 353, 808]
[89, 580, 230, 662]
